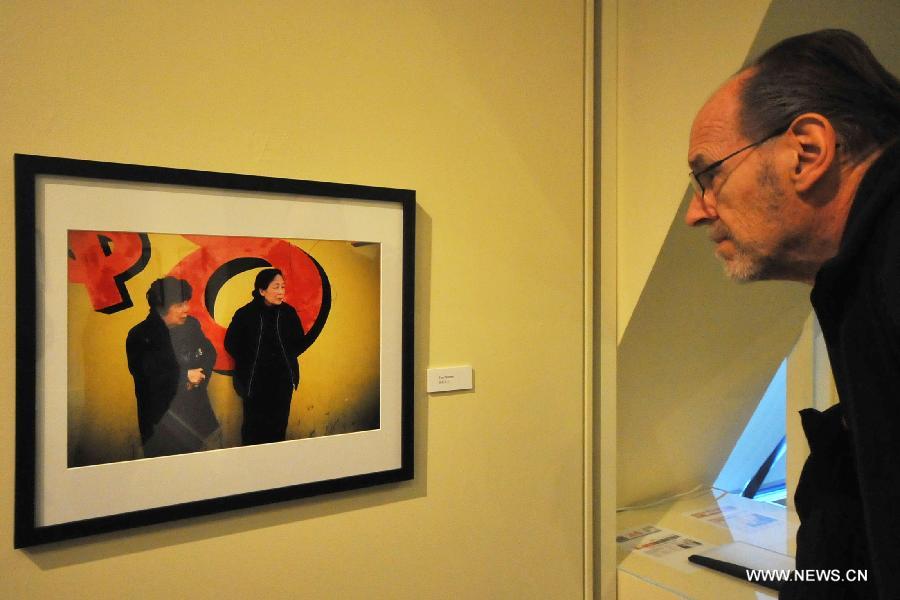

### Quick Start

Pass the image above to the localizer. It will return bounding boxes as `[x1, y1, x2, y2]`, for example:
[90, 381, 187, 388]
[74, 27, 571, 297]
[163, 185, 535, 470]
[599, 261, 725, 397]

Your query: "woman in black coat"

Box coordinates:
[225, 268, 305, 445]
[126, 277, 219, 457]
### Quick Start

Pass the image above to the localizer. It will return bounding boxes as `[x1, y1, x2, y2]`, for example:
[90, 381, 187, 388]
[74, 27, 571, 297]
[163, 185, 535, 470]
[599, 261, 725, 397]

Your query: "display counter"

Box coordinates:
[616, 490, 798, 599]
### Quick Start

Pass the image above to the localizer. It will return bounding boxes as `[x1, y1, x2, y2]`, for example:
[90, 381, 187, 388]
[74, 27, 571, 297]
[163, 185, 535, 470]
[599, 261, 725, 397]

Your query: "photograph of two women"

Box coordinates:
[66, 229, 382, 468]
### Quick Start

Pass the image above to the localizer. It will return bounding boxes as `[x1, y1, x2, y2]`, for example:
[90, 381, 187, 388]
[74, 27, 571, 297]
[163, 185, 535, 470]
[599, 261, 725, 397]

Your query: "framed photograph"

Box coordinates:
[15, 154, 415, 547]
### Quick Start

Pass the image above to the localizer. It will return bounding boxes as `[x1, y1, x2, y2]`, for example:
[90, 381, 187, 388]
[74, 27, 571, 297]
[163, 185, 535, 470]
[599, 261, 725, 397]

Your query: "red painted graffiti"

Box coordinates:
[68, 232, 328, 371]
[68, 231, 149, 313]
[169, 235, 325, 371]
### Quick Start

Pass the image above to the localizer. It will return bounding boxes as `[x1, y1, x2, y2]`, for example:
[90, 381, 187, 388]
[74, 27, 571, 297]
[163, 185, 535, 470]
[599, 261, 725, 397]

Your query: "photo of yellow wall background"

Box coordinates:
[67, 232, 381, 467]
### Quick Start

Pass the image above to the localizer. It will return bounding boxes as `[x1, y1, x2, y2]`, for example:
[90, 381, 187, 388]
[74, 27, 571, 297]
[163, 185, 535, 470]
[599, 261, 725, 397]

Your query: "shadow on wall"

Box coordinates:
[616, 0, 900, 508]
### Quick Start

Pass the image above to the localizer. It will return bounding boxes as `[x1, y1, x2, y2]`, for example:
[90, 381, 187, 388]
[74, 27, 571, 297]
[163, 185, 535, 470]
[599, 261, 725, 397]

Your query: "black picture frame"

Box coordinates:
[15, 154, 415, 547]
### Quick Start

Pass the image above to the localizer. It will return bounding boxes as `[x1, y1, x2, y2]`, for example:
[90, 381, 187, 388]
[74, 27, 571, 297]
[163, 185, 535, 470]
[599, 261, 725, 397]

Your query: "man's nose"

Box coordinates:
[685, 190, 717, 226]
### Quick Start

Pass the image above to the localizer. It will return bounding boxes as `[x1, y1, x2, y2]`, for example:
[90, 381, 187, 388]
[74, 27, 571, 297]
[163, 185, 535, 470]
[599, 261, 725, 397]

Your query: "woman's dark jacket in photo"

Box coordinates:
[224, 297, 306, 399]
[125, 311, 216, 443]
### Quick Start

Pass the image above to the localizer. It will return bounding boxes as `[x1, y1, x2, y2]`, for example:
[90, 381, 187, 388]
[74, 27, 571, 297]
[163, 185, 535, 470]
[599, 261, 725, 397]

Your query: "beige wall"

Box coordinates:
[611, 0, 809, 513]
[0, 2, 590, 598]
[611, 0, 900, 509]
[595, 2, 617, 596]
[616, 0, 772, 333]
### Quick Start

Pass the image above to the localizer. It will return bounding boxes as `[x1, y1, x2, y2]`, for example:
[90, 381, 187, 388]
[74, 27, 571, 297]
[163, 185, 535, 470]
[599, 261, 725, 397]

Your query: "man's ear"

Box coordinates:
[785, 113, 837, 193]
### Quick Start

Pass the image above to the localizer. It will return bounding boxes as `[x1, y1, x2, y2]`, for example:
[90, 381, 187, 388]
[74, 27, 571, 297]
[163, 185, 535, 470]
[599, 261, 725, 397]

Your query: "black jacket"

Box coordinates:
[224, 297, 306, 398]
[785, 142, 900, 600]
[125, 311, 216, 442]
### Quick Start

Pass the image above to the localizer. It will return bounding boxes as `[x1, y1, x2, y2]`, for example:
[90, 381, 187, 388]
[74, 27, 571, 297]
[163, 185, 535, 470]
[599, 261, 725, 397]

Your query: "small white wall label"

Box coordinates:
[426, 366, 474, 393]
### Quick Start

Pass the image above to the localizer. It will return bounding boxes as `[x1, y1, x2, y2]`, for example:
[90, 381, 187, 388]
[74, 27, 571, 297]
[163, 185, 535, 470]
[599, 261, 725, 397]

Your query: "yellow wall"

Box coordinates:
[0, 2, 590, 598]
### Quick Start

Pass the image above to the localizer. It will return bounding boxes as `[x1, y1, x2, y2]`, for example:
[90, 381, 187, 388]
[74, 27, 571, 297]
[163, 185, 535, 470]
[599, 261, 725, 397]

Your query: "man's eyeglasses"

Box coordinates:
[688, 127, 787, 198]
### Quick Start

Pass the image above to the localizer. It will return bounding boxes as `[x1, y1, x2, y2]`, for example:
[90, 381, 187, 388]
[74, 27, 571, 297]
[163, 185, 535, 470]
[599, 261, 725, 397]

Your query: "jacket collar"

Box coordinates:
[813, 141, 900, 292]
[147, 308, 166, 325]
[253, 296, 281, 310]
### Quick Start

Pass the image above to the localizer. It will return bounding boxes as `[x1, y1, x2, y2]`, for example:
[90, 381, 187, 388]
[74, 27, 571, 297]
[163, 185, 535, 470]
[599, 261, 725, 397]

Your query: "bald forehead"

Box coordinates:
[688, 71, 753, 170]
